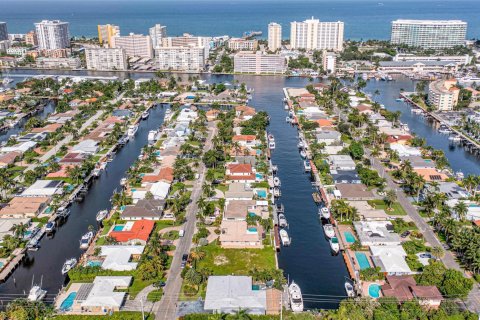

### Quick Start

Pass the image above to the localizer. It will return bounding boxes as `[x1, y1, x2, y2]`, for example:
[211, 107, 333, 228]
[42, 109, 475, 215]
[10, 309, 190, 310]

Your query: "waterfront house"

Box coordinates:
[349, 201, 389, 220]
[47, 110, 81, 124]
[141, 167, 174, 184]
[22, 180, 63, 197]
[400, 156, 436, 169]
[353, 221, 401, 246]
[225, 183, 254, 200]
[219, 220, 263, 249]
[370, 245, 412, 275]
[112, 109, 133, 119]
[0, 196, 50, 218]
[226, 163, 255, 182]
[235, 105, 256, 120]
[303, 107, 328, 120]
[120, 199, 165, 220]
[224, 200, 256, 220]
[72, 139, 99, 155]
[437, 182, 469, 199]
[232, 135, 258, 148]
[389, 144, 422, 157]
[17, 132, 48, 143]
[108, 220, 155, 245]
[335, 184, 375, 201]
[204, 276, 267, 315]
[0, 151, 20, 168]
[0, 141, 37, 154]
[328, 155, 356, 171]
[0, 218, 30, 241]
[31, 123, 62, 133]
[330, 170, 361, 184]
[355, 104, 374, 115]
[413, 168, 448, 182]
[59, 152, 87, 166]
[381, 276, 443, 309]
[386, 135, 413, 145]
[99, 245, 145, 271]
[314, 119, 335, 129]
[147, 181, 171, 200]
[71, 276, 132, 314]
[316, 131, 342, 146]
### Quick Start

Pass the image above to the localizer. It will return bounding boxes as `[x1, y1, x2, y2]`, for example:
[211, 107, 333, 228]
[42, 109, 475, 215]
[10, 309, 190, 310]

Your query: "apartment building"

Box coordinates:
[393, 54, 472, 65]
[112, 33, 153, 58]
[34, 20, 70, 50]
[228, 38, 258, 51]
[0, 22, 7, 41]
[36, 57, 81, 69]
[155, 46, 206, 71]
[428, 79, 460, 111]
[149, 24, 167, 48]
[322, 51, 337, 74]
[85, 47, 127, 71]
[268, 22, 282, 52]
[290, 17, 344, 51]
[25, 31, 38, 46]
[391, 20, 467, 49]
[98, 24, 120, 48]
[161, 34, 210, 58]
[234, 51, 286, 74]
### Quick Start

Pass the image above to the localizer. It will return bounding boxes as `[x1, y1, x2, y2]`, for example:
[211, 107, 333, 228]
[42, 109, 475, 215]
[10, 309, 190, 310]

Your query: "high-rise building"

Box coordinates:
[391, 20, 467, 49]
[322, 51, 337, 74]
[34, 20, 70, 50]
[97, 24, 120, 48]
[268, 22, 282, 52]
[227, 38, 258, 51]
[111, 33, 152, 58]
[155, 46, 206, 71]
[234, 51, 286, 74]
[149, 24, 167, 49]
[0, 22, 8, 41]
[25, 31, 38, 46]
[428, 79, 460, 111]
[290, 17, 344, 51]
[85, 47, 127, 71]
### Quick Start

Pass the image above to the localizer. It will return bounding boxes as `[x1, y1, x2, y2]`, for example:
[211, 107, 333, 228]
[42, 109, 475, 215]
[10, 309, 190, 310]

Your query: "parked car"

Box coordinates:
[179, 229, 185, 237]
[181, 253, 188, 268]
[400, 231, 410, 238]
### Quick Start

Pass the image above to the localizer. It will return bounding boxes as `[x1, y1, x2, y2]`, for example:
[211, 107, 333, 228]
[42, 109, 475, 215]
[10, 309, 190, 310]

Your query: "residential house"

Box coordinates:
[0, 151, 20, 167]
[72, 139, 99, 154]
[108, 220, 155, 245]
[370, 245, 412, 275]
[335, 184, 375, 200]
[328, 155, 356, 171]
[316, 131, 342, 146]
[232, 135, 258, 148]
[226, 163, 255, 182]
[0, 197, 49, 218]
[1, 141, 37, 154]
[224, 200, 256, 220]
[353, 221, 401, 246]
[120, 199, 165, 220]
[225, 183, 254, 200]
[99, 246, 145, 271]
[330, 170, 361, 184]
[389, 144, 421, 157]
[413, 168, 448, 182]
[220, 220, 263, 248]
[382, 275, 443, 309]
[22, 180, 63, 197]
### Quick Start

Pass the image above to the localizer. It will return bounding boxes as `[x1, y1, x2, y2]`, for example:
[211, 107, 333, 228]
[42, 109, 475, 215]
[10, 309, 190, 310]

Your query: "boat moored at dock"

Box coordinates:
[127, 124, 139, 137]
[27, 285, 47, 302]
[278, 213, 288, 228]
[95, 210, 108, 222]
[61, 258, 77, 275]
[304, 160, 311, 172]
[79, 231, 94, 249]
[329, 236, 340, 253]
[319, 207, 331, 220]
[279, 229, 290, 246]
[288, 281, 304, 312]
[323, 224, 335, 238]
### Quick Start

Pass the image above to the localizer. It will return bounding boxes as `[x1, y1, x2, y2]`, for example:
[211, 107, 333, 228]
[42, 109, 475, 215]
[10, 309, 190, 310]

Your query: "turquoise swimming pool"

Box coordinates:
[247, 227, 258, 233]
[113, 225, 125, 231]
[87, 261, 102, 267]
[255, 173, 264, 180]
[368, 284, 381, 298]
[355, 252, 371, 270]
[256, 190, 267, 198]
[344, 231, 356, 243]
[60, 292, 77, 311]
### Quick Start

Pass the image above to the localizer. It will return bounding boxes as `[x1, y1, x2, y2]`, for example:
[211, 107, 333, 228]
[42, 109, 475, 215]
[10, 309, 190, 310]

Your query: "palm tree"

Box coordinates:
[454, 201, 468, 222]
[196, 197, 207, 216]
[232, 309, 252, 320]
[190, 248, 206, 268]
[384, 189, 397, 210]
[430, 246, 444, 261]
[10, 223, 27, 239]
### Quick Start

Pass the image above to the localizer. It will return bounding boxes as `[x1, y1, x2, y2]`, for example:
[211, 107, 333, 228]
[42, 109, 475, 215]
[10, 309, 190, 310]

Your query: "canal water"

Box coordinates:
[0, 105, 166, 301]
[364, 76, 480, 176]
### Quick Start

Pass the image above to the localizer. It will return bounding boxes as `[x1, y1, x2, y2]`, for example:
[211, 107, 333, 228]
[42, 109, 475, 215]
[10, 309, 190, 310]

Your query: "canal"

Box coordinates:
[364, 76, 480, 176]
[0, 105, 166, 301]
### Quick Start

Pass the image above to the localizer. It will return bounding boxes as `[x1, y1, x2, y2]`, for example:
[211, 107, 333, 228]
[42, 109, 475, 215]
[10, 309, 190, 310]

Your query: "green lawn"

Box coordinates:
[147, 288, 163, 302]
[215, 184, 228, 193]
[368, 200, 407, 216]
[196, 242, 276, 275]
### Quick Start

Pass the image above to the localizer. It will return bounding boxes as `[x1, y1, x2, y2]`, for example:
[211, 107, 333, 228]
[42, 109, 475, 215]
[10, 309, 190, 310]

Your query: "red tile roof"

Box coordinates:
[227, 163, 253, 174]
[109, 220, 155, 243]
[232, 135, 256, 141]
[142, 167, 174, 183]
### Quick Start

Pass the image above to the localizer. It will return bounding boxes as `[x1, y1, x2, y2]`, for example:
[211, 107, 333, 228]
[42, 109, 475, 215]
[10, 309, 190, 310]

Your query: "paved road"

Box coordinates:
[154, 122, 217, 320]
[368, 150, 480, 312]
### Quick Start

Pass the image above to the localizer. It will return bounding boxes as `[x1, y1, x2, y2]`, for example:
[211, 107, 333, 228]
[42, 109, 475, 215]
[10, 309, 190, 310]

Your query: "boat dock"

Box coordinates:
[0, 249, 25, 282]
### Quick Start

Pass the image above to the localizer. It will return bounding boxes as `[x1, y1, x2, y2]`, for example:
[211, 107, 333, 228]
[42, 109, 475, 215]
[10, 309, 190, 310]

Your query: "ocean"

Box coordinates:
[0, 0, 479, 40]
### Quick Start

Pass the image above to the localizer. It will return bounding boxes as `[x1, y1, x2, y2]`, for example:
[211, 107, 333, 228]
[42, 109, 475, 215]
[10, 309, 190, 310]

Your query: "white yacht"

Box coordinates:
[273, 177, 281, 187]
[27, 285, 47, 302]
[288, 281, 304, 312]
[286, 116, 291, 123]
[329, 236, 340, 253]
[269, 141, 276, 150]
[120, 177, 128, 186]
[319, 207, 331, 220]
[268, 133, 275, 142]
[127, 124, 139, 137]
[284, 103, 289, 110]
[278, 213, 288, 228]
[148, 130, 157, 144]
[96, 210, 108, 222]
[271, 164, 278, 173]
[45, 222, 55, 234]
[79, 231, 94, 249]
[304, 160, 311, 172]
[273, 187, 281, 197]
[345, 282, 355, 298]
[2, 77, 13, 86]
[300, 150, 307, 159]
[297, 141, 305, 149]
[279, 229, 290, 246]
[57, 206, 70, 218]
[449, 134, 461, 142]
[323, 224, 335, 238]
[141, 111, 149, 120]
[61, 258, 77, 275]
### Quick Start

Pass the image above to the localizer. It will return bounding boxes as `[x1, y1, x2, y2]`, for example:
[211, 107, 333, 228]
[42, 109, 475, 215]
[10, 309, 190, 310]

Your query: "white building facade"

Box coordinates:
[268, 22, 282, 52]
[227, 38, 258, 51]
[234, 52, 286, 74]
[155, 46, 206, 71]
[85, 47, 127, 71]
[34, 20, 70, 50]
[112, 33, 153, 58]
[290, 18, 344, 51]
[149, 24, 167, 49]
[391, 20, 467, 49]
[428, 79, 460, 111]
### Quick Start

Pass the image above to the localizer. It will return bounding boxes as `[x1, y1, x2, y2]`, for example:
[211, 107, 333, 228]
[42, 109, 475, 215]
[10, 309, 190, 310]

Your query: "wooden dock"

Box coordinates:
[0, 249, 25, 282]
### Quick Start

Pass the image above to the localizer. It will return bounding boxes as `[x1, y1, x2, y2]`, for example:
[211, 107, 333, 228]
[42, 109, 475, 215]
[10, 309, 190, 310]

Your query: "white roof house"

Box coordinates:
[353, 221, 401, 246]
[177, 109, 198, 123]
[100, 245, 145, 271]
[72, 139, 99, 154]
[328, 155, 356, 171]
[149, 181, 171, 200]
[21, 180, 63, 197]
[1, 141, 37, 153]
[370, 245, 413, 275]
[80, 276, 131, 311]
[204, 276, 267, 315]
[389, 144, 422, 157]
[316, 131, 341, 146]
[0, 218, 30, 241]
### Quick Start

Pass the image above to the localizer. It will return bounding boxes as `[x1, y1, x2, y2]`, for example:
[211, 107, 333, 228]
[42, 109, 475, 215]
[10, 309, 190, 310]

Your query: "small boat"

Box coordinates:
[273, 187, 281, 197]
[449, 135, 461, 142]
[279, 229, 290, 246]
[273, 177, 281, 187]
[329, 236, 340, 253]
[120, 177, 128, 186]
[455, 171, 464, 180]
[323, 224, 335, 238]
[45, 222, 55, 234]
[268, 133, 275, 142]
[79, 231, 94, 249]
[57, 206, 70, 218]
[92, 168, 102, 177]
[127, 124, 139, 137]
[2, 78, 13, 85]
[438, 124, 451, 134]
[284, 104, 289, 110]
[286, 116, 291, 123]
[141, 111, 149, 120]
[411, 108, 423, 115]
[288, 281, 304, 312]
[300, 150, 307, 159]
[96, 210, 108, 222]
[278, 213, 288, 228]
[148, 130, 157, 144]
[345, 282, 355, 298]
[395, 98, 404, 102]
[27, 285, 47, 302]
[271, 164, 278, 173]
[304, 160, 311, 172]
[297, 141, 305, 149]
[319, 207, 331, 220]
[276, 202, 284, 213]
[269, 141, 276, 150]
[61, 258, 77, 275]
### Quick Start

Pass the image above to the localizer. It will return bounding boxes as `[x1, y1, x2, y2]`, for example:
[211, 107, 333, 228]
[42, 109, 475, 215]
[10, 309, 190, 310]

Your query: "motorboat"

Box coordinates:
[141, 111, 149, 120]
[127, 124, 139, 137]
[92, 168, 102, 177]
[45, 222, 55, 234]
[411, 108, 423, 115]
[300, 150, 307, 159]
[286, 116, 291, 123]
[284, 103, 289, 110]
[297, 141, 305, 149]
[96, 210, 108, 222]
[268, 133, 275, 142]
[329, 236, 340, 253]
[57, 206, 70, 218]
[278, 213, 288, 228]
[279, 229, 290, 246]
[79, 231, 94, 249]
[323, 224, 335, 238]
[395, 98, 404, 102]
[319, 207, 331, 220]
[120, 177, 128, 186]
[27, 285, 47, 302]
[148, 130, 157, 144]
[276, 202, 284, 213]
[288, 281, 304, 312]
[438, 124, 451, 134]
[271, 164, 278, 173]
[273, 177, 281, 187]
[269, 141, 276, 150]
[345, 282, 355, 298]
[273, 187, 281, 197]
[2, 77, 13, 86]
[449, 134, 461, 142]
[61, 258, 77, 275]
[304, 160, 311, 172]
[400, 123, 410, 132]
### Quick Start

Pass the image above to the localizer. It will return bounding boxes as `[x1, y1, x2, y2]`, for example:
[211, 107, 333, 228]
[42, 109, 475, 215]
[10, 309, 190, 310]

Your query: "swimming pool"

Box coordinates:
[87, 261, 102, 267]
[255, 173, 264, 180]
[60, 292, 77, 311]
[368, 284, 381, 298]
[247, 227, 258, 233]
[355, 252, 371, 270]
[113, 225, 125, 232]
[256, 190, 267, 198]
[344, 231, 356, 243]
